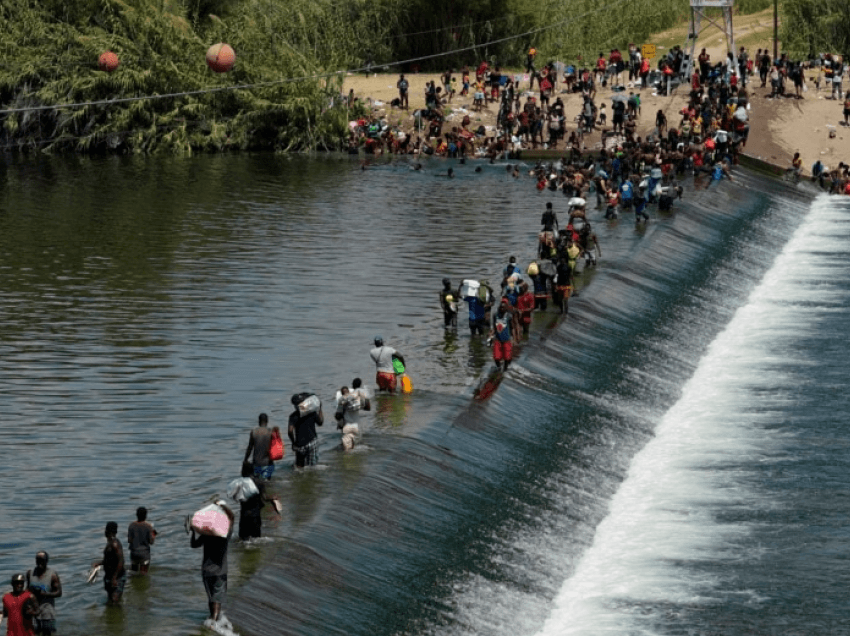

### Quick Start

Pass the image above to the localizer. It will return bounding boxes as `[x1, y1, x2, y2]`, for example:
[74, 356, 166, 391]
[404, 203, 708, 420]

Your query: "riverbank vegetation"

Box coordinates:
[0, 0, 844, 154]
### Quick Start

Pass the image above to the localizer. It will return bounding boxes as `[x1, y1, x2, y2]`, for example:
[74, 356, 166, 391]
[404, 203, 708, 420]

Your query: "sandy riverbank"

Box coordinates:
[341, 9, 850, 174]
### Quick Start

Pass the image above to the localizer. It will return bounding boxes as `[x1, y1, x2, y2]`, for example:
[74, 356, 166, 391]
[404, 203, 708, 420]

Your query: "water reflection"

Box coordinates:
[5, 149, 728, 636]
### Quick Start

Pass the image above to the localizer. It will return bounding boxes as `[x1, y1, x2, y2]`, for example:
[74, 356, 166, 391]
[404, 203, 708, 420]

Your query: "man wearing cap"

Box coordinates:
[92, 522, 125, 604]
[1, 574, 38, 636]
[127, 507, 157, 575]
[26, 552, 60, 636]
[370, 337, 403, 393]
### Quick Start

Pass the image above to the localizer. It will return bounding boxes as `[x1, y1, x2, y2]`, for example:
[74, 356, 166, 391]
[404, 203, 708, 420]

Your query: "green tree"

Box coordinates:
[781, 0, 850, 58]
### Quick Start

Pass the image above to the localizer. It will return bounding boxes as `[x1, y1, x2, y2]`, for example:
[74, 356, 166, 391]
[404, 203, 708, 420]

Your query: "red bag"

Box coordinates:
[270, 429, 284, 461]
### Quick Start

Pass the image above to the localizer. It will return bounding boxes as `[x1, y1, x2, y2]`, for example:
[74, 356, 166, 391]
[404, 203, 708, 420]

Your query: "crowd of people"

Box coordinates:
[1, 330, 415, 636]
[14, 42, 850, 636]
[345, 40, 761, 169]
[1, 509, 159, 636]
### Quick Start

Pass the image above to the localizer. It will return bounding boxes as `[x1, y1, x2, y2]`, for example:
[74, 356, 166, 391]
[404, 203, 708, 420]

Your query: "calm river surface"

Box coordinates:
[2, 153, 849, 636]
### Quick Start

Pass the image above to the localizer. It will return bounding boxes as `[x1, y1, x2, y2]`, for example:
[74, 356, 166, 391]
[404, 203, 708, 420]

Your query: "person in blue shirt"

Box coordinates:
[611, 156, 622, 186]
[710, 160, 733, 183]
[460, 281, 493, 336]
[503, 256, 521, 277]
[501, 256, 522, 290]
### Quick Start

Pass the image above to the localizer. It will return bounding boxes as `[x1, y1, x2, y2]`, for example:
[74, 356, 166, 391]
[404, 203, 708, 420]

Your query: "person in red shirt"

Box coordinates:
[515, 282, 535, 336]
[640, 57, 650, 89]
[661, 61, 674, 93]
[1, 574, 38, 636]
[609, 49, 623, 84]
[596, 53, 607, 85]
[539, 73, 553, 110]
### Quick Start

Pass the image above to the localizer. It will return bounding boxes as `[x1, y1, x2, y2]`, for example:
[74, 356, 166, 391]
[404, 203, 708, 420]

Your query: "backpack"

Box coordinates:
[477, 284, 491, 303]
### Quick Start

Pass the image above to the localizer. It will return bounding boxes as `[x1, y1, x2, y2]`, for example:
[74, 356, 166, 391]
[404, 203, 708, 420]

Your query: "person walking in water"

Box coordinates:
[490, 299, 518, 371]
[1, 574, 38, 636]
[26, 551, 60, 636]
[370, 336, 403, 393]
[190, 502, 234, 627]
[439, 278, 457, 328]
[335, 379, 370, 450]
[228, 462, 267, 541]
[127, 507, 157, 575]
[243, 413, 274, 480]
[288, 393, 324, 467]
[92, 522, 125, 604]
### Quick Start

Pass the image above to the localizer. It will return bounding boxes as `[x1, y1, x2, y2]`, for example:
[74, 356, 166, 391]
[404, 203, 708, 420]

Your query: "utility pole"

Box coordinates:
[773, 0, 779, 61]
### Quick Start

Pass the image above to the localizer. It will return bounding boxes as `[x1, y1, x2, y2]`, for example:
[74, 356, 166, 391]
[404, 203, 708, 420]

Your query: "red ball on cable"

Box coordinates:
[98, 51, 120, 73]
[206, 43, 235, 73]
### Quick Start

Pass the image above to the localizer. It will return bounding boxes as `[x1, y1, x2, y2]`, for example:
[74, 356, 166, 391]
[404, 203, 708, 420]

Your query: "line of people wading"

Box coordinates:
[1, 157, 738, 636]
[0, 336, 410, 634]
[3, 63, 749, 630]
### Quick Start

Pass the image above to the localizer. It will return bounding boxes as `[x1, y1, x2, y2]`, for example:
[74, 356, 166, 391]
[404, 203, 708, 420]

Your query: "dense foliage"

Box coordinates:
[780, 0, 850, 59]
[1, 0, 838, 154]
[0, 0, 386, 153]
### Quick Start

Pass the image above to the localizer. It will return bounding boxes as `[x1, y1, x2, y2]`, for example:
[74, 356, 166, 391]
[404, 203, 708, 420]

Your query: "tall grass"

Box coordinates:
[0, 0, 378, 153]
[781, 0, 850, 58]
[0, 0, 837, 153]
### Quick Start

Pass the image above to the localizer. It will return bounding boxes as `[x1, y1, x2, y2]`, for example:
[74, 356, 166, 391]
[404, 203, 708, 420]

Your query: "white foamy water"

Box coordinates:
[537, 194, 848, 635]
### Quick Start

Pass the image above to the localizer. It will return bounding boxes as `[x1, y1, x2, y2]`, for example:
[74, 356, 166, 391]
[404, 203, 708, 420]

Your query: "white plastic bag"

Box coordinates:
[298, 394, 321, 416]
[460, 279, 480, 298]
[227, 477, 259, 503]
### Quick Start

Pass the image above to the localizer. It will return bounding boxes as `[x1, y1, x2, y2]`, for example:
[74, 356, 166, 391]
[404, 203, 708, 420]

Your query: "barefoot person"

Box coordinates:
[26, 552, 61, 636]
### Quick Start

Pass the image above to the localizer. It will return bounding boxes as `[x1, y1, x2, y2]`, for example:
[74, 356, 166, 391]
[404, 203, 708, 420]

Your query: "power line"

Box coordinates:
[0, 0, 630, 117]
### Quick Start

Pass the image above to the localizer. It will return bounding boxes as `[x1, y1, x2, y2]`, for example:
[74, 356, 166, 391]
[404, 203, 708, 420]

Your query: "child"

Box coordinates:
[598, 103, 607, 127]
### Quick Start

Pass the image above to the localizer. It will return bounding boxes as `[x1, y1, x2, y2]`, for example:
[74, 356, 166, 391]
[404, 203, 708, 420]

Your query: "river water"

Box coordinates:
[1, 153, 848, 636]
